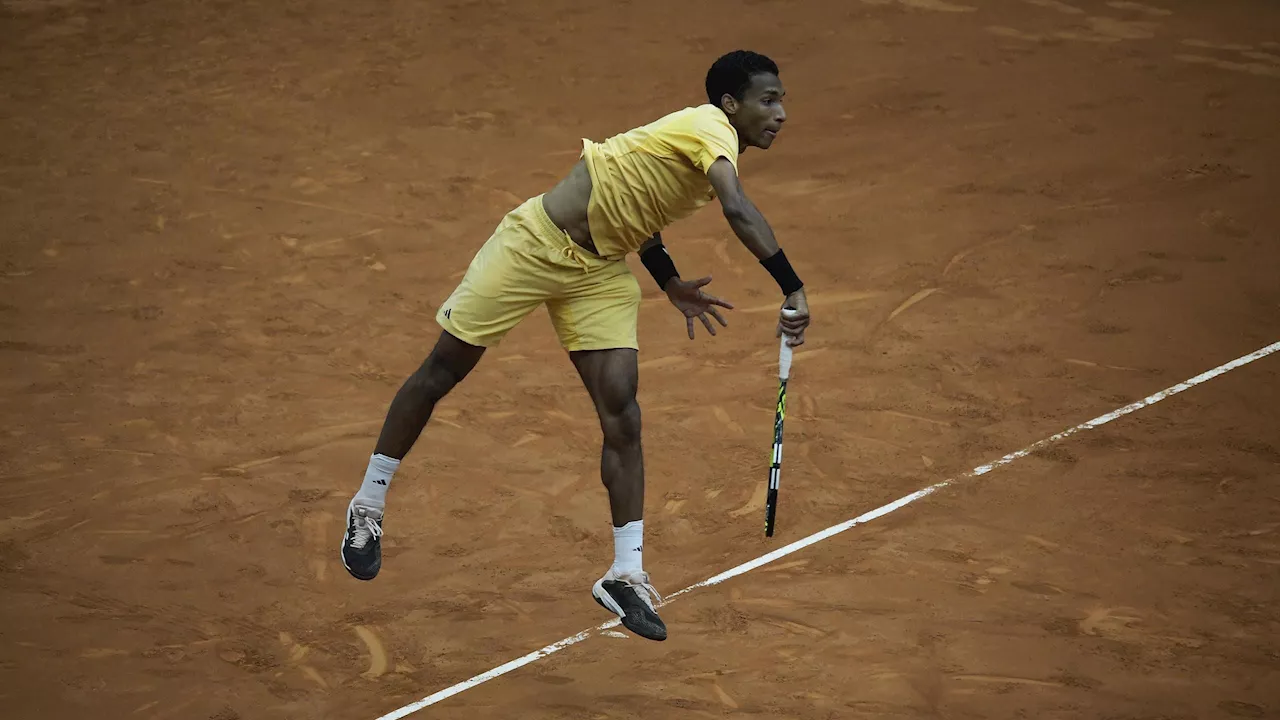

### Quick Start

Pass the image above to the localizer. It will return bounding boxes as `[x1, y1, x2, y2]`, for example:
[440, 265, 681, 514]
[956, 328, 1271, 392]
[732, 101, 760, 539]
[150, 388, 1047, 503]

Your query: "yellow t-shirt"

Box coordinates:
[580, 104, 740, 258]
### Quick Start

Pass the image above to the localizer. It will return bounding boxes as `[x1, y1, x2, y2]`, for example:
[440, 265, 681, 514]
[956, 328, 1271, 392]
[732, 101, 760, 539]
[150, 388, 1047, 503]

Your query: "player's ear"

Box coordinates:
[720, 93, 738, 115]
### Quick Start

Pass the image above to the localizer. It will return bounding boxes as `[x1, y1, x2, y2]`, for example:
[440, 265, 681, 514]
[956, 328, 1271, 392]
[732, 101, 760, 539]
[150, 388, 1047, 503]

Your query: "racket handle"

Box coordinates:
[765, 488, 778, 537]
[779, 336, 793, 380]
[778, 308, 801, 379]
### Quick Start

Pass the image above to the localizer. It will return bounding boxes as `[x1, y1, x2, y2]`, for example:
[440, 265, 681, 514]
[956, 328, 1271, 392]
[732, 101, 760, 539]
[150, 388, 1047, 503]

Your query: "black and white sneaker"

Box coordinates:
[592, 568, 667, 641]
[341, 500, 384, 581]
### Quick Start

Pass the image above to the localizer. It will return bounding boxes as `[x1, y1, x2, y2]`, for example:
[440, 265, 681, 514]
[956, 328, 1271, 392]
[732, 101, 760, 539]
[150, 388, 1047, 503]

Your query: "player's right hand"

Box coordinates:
[778, 289, 809, 347]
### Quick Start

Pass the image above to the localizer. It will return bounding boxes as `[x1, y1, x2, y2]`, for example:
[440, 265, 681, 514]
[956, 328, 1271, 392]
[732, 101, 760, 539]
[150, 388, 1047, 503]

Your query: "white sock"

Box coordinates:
[611, 520, 644, 576]
[354, 453, 400, 510]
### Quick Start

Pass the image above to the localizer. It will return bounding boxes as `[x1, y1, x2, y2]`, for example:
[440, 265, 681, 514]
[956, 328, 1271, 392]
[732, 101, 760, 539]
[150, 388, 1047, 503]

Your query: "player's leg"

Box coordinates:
[343, 200, 552, 582]
[547, 243, 665, 640]
[371, 331, 485, 460]
[342, 331, 484, 581]
[570, 347, 666, 641]
[571, 348, 644, 528]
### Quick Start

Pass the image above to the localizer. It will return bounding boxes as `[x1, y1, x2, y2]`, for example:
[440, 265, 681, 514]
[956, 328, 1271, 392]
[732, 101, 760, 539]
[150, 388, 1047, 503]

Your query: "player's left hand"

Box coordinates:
[664, 275, 734, 339]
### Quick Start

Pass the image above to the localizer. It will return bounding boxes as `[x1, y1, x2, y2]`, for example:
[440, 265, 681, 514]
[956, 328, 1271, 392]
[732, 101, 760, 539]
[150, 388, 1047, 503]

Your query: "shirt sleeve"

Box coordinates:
[664, 107, 740, 175]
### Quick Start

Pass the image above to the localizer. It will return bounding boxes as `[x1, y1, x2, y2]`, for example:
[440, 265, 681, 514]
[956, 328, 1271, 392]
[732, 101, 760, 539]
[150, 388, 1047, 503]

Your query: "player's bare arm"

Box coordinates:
[707, 157, 810, 346]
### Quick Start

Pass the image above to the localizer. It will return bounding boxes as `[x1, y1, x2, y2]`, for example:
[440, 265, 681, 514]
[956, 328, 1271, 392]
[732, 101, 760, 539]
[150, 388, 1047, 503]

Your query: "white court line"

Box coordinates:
[375, 340, 1280, 720]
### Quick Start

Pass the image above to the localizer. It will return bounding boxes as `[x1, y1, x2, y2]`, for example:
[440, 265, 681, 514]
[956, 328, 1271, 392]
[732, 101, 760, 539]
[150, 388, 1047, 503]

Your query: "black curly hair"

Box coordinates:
[705, 50, 780, 110]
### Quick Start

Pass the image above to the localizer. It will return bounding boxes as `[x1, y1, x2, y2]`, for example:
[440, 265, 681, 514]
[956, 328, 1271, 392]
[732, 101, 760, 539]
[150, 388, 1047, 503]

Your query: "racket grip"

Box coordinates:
[778, 308, 801, 379]
[779, 336, 793, 380]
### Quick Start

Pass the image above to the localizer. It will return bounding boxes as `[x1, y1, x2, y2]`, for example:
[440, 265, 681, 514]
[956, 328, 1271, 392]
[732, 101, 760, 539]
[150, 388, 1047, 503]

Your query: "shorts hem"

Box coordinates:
[436, 318, 500, 348]
[561, 340, 639, 353]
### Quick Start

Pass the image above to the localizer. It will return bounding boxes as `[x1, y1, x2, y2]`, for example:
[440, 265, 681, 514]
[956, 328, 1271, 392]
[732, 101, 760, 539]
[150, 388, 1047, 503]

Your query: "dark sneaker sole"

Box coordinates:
[593, 581, 667, 641]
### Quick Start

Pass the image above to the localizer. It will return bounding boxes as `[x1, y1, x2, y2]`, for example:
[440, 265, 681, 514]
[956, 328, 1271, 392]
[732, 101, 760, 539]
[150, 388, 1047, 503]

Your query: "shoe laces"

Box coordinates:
[349, 504, 383, 550]
[621, 571, 663, 610]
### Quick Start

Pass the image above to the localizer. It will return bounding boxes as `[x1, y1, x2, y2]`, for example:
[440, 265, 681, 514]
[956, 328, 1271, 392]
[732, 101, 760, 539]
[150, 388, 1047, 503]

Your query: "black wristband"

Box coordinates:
[639, 242, 680, 290]
[761, 249, 804, 295]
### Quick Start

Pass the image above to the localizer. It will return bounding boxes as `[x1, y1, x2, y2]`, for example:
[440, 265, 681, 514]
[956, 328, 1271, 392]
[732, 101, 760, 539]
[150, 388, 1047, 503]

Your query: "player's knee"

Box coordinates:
[601, 399, 642, 448]
[409, 357, 464, 401]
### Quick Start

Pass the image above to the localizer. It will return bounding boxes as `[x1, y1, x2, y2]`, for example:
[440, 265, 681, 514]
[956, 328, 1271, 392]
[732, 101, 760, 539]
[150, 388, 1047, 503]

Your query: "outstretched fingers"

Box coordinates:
[692, 276, 735, 310]
[703, 293, 735, 310]
[699, 313, 717, 336]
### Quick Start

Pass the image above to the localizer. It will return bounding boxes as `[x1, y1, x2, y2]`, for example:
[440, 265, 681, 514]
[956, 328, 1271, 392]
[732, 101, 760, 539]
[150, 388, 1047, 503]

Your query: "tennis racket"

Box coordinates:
[765, 309, 799, 538]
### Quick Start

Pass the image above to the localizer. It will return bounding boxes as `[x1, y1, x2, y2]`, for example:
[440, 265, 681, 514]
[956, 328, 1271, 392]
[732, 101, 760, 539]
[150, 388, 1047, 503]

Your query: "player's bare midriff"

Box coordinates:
[541, 158, 602, 256]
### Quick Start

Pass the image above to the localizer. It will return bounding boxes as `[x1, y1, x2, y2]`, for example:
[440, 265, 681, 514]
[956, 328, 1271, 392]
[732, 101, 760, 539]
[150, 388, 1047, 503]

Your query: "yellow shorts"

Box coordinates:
[436, 195, 642, 351]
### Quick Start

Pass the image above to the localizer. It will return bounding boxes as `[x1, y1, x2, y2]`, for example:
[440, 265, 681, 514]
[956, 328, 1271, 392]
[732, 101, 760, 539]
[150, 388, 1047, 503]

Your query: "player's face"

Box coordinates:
[733, 73, 787, 150]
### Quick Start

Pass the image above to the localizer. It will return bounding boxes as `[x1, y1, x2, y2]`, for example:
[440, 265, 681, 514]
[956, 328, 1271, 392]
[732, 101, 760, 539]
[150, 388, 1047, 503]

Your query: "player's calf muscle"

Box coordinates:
[373, 378, 441, 459]
[599, 399, 643, 524]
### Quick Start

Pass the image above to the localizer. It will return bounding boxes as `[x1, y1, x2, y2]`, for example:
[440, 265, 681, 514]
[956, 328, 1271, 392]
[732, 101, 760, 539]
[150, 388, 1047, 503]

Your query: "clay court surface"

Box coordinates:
[4, 0, 1280, 717]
